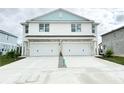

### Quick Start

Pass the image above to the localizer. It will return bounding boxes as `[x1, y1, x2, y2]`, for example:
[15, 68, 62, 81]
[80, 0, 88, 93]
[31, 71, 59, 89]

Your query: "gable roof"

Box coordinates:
[27, 8, 93, 22]
[101, 26, 124, 36]
[0, 30, 18, 38]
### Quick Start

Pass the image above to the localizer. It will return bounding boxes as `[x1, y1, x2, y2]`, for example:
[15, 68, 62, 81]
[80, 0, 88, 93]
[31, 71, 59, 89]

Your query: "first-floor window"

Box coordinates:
[39, 24, 49, 32]
[71, 24, 81, 32]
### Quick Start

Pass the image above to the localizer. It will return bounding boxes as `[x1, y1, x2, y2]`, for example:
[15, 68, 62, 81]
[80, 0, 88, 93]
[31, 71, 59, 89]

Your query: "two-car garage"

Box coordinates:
[29, 41, 93, 56]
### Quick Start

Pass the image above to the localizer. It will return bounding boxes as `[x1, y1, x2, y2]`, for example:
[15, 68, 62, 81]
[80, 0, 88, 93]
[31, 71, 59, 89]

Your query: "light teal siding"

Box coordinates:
[33, 9, 88, 21]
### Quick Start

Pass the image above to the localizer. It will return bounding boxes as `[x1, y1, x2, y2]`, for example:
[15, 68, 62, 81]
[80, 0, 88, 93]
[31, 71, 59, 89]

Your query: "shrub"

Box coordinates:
[0, 52, 2, 56]
[6, 50, 16, 58]
[6, 49, 20, 58]
[105, 48, 113, 57]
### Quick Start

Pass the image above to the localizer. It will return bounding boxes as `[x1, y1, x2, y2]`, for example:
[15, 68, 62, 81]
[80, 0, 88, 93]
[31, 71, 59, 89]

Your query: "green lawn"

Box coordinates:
[0, 56, 24, 66]
[97, 56, 124, 65]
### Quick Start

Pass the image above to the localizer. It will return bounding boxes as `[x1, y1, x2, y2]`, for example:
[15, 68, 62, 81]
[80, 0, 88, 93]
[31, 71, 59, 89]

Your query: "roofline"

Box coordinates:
[29, 8, 93, 21]
[26, 20, 94, 23]
[21, 21, 99, 26]
[21, 8, 99, 25]
[24, 8, 97, 22]
[27, 9, 57, 22]
[0, 30, 18, 38]
[101, 26, 124, 36]
[21, 22, 28, 25]
[57, 8, 92, 21]
[26, 35, 96, 37]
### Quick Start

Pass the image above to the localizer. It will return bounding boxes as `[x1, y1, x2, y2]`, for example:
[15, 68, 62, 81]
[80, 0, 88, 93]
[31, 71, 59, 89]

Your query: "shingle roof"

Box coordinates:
[0, 30, 18, 38]
[101, 26, 124, 36]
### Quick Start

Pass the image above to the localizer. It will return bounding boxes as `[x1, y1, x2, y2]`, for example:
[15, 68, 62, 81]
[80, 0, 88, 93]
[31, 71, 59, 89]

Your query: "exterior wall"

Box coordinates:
[102, 28, 124, 56]
[0, 33, 17, 44]
[28, 23, 95, 36]
[0, 32, 17, 55]
[22, 22, 97, 56]
[21, 9, 98, 56]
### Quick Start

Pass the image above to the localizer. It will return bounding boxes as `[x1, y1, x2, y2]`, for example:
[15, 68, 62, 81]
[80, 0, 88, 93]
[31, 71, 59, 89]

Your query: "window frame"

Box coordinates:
[25, 25, 29, 33]
[92, 24, 95, 33]
[71, 24, 81, 32]
[39, 24, 49, 32]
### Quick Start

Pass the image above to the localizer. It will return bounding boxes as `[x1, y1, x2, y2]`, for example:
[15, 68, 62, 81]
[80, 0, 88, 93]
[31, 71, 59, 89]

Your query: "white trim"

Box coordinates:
[62, 42, 92, 44]
[26, 20, 94, 23]
[26, 37, 95, 40]
[30, 42, 59, 44]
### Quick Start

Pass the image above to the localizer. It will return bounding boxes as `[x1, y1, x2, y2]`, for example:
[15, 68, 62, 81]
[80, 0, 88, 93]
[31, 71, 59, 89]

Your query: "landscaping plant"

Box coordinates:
[105, 48, 113, 57]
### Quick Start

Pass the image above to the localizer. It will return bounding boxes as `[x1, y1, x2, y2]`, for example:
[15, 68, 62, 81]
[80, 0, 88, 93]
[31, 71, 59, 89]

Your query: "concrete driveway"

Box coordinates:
[0, 56, 124, 84]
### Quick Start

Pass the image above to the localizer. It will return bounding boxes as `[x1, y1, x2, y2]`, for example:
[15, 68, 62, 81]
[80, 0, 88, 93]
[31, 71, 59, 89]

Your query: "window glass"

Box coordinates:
[45, 24, 49, 32]
[77, 24, 81, 32]
[39, 24, 49, 32]
[25, 25, 29, 33]
[71, 24, 75, 32]
[92, 25, 95, 33]
[39, 24, 44, 32]
[71, 24, 81, 32]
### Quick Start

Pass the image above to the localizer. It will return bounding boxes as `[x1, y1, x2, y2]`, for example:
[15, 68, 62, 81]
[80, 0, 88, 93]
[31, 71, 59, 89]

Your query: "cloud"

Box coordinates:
[115, 15, 124, 22]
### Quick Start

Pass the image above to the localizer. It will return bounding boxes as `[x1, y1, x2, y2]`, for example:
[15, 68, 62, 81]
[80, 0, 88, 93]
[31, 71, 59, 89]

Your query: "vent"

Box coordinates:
[59, 11, 63, 18]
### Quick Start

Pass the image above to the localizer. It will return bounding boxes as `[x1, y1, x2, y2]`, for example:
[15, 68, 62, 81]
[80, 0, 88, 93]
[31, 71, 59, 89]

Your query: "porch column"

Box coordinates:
[21, 42, 24, 56]
[27, 40, 30, 56]
[93, 40, 98, 55]
[59, 40, 63, 53]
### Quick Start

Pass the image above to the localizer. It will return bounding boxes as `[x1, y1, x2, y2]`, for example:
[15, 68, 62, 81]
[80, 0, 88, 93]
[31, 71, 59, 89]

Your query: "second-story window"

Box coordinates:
[7, 35, 9, 40]
[25, 25, 29, 33]
[92, 24, 95, 33]
[71, 24, 81, 32]
[39, 24, 49, 32]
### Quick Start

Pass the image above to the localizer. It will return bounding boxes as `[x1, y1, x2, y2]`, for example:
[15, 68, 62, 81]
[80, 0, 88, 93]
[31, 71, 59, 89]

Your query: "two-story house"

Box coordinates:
[21, 8, 98, 57]
[0, 30, 18, 55]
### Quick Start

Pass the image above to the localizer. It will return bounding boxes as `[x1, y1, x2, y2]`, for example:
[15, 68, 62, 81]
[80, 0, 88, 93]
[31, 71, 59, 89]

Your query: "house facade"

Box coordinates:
[21, 9, 98, 57]
[0, 30, 18, 55]
[102, 26, 124, 56]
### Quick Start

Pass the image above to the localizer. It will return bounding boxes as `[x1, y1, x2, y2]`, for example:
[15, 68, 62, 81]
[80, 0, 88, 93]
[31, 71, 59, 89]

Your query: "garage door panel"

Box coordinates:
[30, 43, 59, 56]
[29, 42, 92, 56]
[62, 43, 92, 56]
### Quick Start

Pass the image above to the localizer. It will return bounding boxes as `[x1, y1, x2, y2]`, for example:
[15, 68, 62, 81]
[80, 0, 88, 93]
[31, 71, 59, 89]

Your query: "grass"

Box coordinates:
[97, 56, 124, 65]
[0, 55, 25, 66]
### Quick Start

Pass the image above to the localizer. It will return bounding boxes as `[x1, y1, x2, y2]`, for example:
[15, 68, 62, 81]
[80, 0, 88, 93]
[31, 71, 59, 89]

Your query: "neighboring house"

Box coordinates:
[101, 26, 124, 56]
[21, 8, 98, 57]
[0, 30, 18, 55]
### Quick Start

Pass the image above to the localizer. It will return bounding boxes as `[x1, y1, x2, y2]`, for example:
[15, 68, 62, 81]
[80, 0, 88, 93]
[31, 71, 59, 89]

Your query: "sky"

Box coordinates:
[0, 8, 124, 44]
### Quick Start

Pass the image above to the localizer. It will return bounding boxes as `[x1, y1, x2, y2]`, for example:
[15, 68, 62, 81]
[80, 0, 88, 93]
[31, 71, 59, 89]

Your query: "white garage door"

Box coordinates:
[62, 42, 92, 56]
[30, 42, 59, 56]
